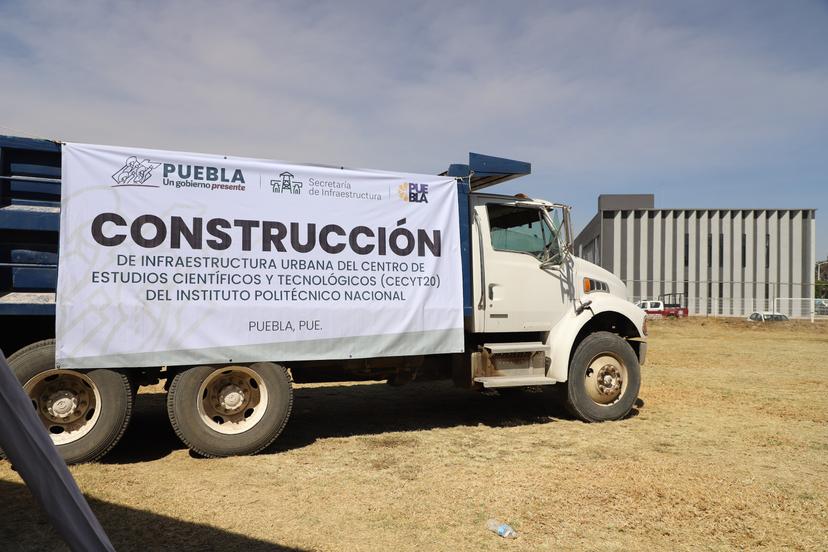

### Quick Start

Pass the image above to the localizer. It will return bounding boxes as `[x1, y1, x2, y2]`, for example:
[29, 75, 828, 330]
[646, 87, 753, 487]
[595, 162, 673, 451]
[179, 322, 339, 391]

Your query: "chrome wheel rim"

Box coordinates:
[24, 369, 102, 445]
[197, 366, 268, 435]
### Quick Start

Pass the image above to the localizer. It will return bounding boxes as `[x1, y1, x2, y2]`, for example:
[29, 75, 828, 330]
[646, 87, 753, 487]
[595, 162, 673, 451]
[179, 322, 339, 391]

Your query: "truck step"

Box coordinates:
[474, 375, 557, 388]
[482, 341, 546, 354]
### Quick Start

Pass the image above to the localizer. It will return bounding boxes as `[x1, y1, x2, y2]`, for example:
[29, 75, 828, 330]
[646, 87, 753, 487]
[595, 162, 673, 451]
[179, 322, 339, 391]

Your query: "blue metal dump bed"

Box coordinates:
[0, 135, 61, 316]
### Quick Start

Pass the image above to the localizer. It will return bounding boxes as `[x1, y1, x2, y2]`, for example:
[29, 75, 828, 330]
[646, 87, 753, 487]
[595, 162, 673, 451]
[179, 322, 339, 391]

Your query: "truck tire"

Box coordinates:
[5, 339, 134, 464]
[166, 362, 293, 458]
[563, 332, 640, 422]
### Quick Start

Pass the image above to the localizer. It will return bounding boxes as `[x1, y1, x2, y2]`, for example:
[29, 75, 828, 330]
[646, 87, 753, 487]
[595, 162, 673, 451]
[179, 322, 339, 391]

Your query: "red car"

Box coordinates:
[636, 296, 688, 318]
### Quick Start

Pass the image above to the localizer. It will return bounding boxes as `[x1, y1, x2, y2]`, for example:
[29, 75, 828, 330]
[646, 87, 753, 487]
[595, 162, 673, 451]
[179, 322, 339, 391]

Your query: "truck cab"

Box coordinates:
[452, 154, 647, 423]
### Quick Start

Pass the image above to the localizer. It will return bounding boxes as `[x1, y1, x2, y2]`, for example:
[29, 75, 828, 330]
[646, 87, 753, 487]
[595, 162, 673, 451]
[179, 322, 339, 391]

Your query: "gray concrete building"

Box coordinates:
[574, 194, 817, 316]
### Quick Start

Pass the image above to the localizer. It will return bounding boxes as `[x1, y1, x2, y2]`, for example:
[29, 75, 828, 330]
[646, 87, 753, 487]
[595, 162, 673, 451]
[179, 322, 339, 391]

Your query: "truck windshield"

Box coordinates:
[487, 204, 560, 262]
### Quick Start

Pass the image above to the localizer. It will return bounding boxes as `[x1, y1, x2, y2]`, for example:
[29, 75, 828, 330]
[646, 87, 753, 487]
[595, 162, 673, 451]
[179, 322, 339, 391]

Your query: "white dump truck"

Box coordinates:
[0, 137, 646, 463]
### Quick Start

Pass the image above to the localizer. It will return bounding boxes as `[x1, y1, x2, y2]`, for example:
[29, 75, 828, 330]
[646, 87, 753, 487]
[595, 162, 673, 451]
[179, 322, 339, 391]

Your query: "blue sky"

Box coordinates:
[1, 0, 826, 258]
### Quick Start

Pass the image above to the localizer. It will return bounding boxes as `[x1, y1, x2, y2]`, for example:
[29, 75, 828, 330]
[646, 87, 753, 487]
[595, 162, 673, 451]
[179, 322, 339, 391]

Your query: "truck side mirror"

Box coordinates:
[562, 206, 574, 257]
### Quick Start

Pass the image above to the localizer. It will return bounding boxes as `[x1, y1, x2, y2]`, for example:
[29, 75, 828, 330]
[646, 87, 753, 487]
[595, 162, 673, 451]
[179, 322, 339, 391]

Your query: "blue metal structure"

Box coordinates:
[0, 136, 530, 351]
[446, 152, 530, 192]
[0, 135, 61, 318]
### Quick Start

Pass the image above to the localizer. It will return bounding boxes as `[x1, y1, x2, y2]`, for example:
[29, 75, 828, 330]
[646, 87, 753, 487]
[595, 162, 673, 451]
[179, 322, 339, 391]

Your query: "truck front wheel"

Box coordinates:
[6, 339, 134, 464]
[564, 332, 641, 422]
[166, 363, 293, 458]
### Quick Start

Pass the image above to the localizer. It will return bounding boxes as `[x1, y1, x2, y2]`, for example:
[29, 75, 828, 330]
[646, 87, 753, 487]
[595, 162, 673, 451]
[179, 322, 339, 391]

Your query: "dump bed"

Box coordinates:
[0, 135, 61, 317]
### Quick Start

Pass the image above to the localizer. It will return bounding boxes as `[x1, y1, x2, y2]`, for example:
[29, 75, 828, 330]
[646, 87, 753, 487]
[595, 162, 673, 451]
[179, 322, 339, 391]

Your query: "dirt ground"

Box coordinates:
[1, 318, 827, 551]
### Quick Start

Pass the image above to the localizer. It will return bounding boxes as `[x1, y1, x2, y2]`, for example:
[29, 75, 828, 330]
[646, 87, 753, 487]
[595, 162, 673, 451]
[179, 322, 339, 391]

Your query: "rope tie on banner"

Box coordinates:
[0, 123, 64, 145]
[451, 170, 474, 184]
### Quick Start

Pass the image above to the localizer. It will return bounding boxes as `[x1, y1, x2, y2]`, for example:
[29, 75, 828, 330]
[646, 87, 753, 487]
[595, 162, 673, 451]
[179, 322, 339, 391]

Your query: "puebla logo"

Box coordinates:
[112, 156, 162, 187]
[397, 182, 429, 203]
[163, 163, 245, 183]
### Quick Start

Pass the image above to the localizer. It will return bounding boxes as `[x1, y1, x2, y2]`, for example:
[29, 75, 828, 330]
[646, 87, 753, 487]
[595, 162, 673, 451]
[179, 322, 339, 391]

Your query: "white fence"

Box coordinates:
[772, 298, 828, 322]
[625, 280, 826, 320]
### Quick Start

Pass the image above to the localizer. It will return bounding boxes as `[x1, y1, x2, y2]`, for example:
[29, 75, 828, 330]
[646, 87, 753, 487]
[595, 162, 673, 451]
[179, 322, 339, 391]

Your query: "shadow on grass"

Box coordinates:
[0, 479, 306, 551]
[102, 391, 185, 464]
[104, 380, 642, 463]
[274, 381, 568, 453]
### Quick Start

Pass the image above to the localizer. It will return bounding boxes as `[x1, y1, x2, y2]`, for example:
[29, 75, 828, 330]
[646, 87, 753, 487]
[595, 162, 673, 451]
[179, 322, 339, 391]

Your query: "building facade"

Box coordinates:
[574, 195, 817, 317]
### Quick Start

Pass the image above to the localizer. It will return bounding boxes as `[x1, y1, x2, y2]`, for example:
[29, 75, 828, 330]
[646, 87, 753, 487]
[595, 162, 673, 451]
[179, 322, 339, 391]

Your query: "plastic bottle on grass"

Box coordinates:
[486, 518, 517, 539]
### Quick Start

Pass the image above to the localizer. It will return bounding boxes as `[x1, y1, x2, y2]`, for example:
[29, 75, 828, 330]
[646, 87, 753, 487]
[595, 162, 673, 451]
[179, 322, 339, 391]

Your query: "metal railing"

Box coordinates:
[624, 279, 825, 320]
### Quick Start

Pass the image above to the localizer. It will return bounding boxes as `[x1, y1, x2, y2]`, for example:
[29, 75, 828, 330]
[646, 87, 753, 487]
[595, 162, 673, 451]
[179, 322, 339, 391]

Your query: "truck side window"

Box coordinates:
[486, 204, 559, 261]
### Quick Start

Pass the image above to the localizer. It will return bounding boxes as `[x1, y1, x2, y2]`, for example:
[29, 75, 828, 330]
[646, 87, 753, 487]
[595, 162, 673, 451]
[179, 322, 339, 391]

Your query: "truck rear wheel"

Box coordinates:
[5, 339, 134, 464]
[564, 332, 640, 422]
[166, 363, 293, 458]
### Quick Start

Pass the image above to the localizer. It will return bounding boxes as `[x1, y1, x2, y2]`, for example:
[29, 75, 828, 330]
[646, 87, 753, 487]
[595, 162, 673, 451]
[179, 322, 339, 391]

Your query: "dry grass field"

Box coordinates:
[2, 318, 827, 551]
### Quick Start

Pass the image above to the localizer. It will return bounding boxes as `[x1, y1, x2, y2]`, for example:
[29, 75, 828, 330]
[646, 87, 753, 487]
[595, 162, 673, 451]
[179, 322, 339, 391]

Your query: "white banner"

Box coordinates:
[56, 143, 463, 368]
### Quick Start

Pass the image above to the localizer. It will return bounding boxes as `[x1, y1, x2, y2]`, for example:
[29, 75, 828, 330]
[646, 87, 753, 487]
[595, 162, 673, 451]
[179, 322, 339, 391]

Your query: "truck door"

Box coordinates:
[472, 196, 575, 333]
